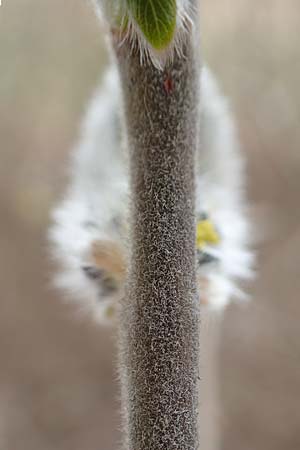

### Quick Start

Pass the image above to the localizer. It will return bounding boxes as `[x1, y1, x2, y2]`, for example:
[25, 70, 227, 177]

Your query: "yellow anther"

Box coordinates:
[196, 219, 220, 250]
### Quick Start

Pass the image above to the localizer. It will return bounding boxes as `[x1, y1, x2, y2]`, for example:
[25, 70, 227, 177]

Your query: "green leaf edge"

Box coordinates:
[126, 0, 177, 50]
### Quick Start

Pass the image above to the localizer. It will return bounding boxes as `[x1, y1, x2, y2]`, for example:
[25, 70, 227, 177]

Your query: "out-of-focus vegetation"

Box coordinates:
[0, 1, 299, 449]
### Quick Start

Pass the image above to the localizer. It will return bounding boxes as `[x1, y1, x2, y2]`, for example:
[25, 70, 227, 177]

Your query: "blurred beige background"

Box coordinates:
[0, 0, 299, 449]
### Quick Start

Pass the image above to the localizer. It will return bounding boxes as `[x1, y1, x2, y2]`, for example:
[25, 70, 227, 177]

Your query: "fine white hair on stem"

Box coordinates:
[92, 0, 197, 69]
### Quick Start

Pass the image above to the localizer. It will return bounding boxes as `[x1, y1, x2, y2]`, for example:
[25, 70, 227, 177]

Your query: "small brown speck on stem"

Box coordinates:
[164, 74, 174, 94]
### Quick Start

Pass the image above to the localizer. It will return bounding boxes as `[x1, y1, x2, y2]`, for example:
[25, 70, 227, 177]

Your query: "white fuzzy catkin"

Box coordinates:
[48, 65, 253, 322]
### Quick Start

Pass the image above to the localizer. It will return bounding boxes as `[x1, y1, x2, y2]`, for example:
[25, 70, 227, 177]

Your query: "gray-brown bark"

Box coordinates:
[113, 28, 201, 450]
